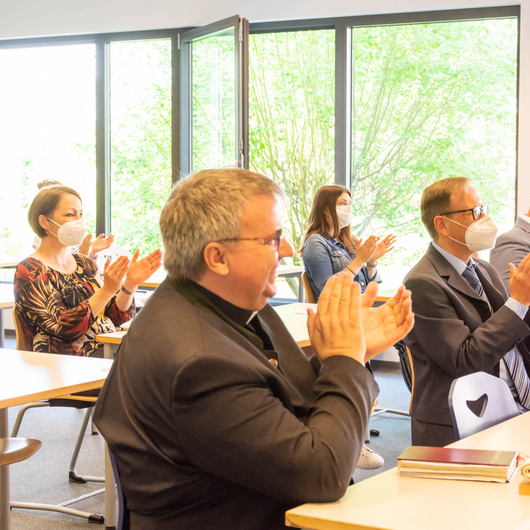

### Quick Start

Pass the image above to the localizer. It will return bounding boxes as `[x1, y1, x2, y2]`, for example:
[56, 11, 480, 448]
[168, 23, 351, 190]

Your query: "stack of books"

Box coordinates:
[398, 446, 518, 483]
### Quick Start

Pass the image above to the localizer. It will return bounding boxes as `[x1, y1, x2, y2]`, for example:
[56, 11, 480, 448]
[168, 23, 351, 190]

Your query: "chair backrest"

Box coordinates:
[13, 308, 31, 351]
[301, 272, 316, 303]
[0, 437, 41, 467]
[108, 448, 131, 530]
[448, 371, 519, 440]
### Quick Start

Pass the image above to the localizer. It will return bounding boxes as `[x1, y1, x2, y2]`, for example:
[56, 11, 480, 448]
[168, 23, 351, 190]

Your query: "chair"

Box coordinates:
[0, 437, 41, 467]
[449, 371, 519, 440]
[109, 449, 131, 530]
[0, 438, 41, 529]
[10, 308, 104, 523]
[301, 272, 316, 303]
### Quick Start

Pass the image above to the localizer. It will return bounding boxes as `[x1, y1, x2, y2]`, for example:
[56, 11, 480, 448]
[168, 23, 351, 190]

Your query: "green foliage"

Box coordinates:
[110, 40, 172, 254]
[248, 30, 336, 266]
[192, 30, 238, 171]
[351, 19, 517, 247]
[108, 19, 517, 286]
[248, 20, 517, 285]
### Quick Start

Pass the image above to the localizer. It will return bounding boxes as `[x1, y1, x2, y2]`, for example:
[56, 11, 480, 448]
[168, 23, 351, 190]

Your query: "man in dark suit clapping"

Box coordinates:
[405, 177, 530, 447]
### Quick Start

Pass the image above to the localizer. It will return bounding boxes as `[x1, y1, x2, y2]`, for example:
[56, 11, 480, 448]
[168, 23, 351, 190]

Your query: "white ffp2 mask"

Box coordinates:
[336, 205, 353, 229]
[444, 214, 497, 252]
[47, 218, 86, 247]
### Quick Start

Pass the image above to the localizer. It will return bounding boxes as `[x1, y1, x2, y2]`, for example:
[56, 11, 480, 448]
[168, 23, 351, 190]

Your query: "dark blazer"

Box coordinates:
[490, 215, 530, 293]
[94, 279, 378, 530]
[404, 243, 530, 446]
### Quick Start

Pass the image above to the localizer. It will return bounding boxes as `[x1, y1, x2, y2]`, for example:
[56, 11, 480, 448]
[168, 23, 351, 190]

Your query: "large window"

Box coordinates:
[0, 8, 519, 296]
[0, 44, 96, 257]
[110, 39, 172, 254]
[350, 17, 518, 285]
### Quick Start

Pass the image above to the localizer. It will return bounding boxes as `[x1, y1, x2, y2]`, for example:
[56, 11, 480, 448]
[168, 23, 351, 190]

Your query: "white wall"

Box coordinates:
[1, 0, 528, 211]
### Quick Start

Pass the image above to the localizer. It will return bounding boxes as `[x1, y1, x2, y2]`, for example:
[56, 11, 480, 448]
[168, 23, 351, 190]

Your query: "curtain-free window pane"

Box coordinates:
[351, 18, 518, 285]
[249, 30, 335, 260]
[191, 28, 238, 172]
[110, 39, 172, 254]
[0, 45, 96, 257]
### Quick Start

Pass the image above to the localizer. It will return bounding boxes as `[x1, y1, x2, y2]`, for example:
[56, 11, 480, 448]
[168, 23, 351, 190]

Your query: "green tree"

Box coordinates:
[351, 19, 517, 269]
[249, 30, 335, 265]
[110, 39, 172, 254]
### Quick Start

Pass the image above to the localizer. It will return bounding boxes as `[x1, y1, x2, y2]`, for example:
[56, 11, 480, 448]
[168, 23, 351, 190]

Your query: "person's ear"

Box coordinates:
[38, 214, 50, 233]
[434, 215, 450, 237]
[203, 242, 230, 276]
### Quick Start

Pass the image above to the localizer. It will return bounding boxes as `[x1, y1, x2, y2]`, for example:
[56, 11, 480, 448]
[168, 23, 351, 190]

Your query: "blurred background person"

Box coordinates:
[490, 205, 530, 293]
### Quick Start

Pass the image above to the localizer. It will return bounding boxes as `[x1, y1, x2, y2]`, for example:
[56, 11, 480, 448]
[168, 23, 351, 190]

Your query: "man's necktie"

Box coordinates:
[462, 264, 530, 410]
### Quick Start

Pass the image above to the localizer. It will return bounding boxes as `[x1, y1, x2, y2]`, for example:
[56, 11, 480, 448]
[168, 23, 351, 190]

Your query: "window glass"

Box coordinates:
[249, 30, 335, 260]
[110, 39, 172, 254]
[191, 28, 238, 172]
[0, 45, 96, 259]
[350, 18, 518, 286]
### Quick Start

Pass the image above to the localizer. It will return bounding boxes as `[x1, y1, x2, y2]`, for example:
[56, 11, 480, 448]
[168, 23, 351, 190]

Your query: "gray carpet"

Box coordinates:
[4, 333, 412, 529]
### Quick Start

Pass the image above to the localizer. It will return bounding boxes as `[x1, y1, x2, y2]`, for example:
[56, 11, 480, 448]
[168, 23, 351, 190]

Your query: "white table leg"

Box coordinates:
[0, 408, 11, 530]
[0, 310, 5, 349]
[104, 442, 116, 529]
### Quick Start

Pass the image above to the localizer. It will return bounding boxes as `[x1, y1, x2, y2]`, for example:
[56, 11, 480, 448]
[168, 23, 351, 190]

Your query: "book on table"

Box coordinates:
[398, 446, 518, 483]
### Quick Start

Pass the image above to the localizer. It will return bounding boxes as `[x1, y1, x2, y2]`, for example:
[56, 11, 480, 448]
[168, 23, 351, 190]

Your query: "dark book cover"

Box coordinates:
[398, 446, 517, 467]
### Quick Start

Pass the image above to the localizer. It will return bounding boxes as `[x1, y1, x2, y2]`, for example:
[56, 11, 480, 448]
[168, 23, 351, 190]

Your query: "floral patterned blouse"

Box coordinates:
[14, 254, 134, 356]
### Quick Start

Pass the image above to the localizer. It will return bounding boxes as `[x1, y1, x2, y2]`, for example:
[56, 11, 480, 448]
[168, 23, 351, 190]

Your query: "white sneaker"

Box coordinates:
[357, 445, 384, 470]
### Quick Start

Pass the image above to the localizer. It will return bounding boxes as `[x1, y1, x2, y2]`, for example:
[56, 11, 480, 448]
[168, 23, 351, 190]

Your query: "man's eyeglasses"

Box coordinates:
[218, 230, 284, 252]
[440, 204, 488, 221]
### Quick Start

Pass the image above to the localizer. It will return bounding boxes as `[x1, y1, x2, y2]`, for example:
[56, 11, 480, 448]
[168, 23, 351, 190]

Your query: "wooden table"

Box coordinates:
[0, 258, 19, 269]
[277, 265, 305, 302]
[97, 292, 399, 358]
[0, 349, 113, 530]
[285, 412, 530, 530]
[97, 302, 316, 356]
[139, 265, 307, 301]
[0, 284, 14, 349]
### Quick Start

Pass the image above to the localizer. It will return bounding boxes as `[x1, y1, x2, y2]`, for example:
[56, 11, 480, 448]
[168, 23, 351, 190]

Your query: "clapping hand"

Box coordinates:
[360, 282, 414, 359]
[371, 234, 396, 262]
[79, 233, 115, 258]
[102, 255, 130, 295]
[509, 252, 530, 306]
[356, 235, 379, 264]
[123, 249, 163, 290]
[307, 272, 366, 365]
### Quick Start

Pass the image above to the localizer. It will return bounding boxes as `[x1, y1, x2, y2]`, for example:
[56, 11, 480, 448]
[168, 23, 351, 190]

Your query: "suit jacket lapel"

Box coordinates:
[426, 244, 484, 302]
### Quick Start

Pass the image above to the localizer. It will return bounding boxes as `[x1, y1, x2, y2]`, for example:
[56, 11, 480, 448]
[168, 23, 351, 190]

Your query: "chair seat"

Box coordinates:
[0, 438, 41, 466]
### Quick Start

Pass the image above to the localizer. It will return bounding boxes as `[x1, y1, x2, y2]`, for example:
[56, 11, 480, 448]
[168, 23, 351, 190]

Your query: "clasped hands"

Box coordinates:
[307, 272, 414, 366]
[101, 248, 163, 296]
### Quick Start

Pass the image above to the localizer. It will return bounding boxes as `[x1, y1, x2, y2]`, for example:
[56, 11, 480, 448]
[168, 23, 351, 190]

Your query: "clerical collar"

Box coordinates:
[190, 281, 255, 328]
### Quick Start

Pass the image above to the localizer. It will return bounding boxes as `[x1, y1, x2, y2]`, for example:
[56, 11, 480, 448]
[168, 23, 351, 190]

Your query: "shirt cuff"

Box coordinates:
[506, 297, 528, 320]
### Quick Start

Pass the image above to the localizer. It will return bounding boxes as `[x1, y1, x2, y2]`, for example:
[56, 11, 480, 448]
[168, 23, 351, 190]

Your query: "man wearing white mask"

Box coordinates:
[404, 177, 530, 446]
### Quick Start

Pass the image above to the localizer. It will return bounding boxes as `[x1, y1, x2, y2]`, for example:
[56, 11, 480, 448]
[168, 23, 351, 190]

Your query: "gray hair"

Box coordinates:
[160, 169, 283, 281]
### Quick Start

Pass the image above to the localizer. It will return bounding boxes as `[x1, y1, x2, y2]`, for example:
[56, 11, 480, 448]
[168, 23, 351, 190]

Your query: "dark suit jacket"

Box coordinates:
[490, 215, 530, 292]
[404, 243, 530, 446]
[94, 279, 378, 529]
